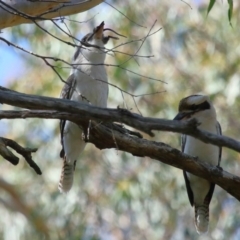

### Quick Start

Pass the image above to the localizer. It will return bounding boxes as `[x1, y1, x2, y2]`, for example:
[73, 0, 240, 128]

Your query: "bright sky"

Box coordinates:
[0, 38, 26, 86]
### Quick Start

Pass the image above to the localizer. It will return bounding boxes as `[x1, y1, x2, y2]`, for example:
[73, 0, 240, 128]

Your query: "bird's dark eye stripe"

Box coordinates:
[190, 104, 198, 110]
[191, 101, 210, 111]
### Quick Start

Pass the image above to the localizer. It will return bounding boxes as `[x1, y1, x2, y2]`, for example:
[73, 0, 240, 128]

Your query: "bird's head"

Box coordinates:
[81, 21, 121, 46]
[75, 21, 124, 63]
[173, 95, 216, 124]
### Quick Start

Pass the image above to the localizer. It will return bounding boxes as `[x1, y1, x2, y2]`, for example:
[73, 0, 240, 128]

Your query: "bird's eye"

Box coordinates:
[191, 104, 198, 111]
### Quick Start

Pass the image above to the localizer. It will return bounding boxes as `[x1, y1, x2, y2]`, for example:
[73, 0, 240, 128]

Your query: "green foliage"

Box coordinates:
[207, 0, 234, 26]
[228, 0, 233, 26]
[207, 0, 216, 16]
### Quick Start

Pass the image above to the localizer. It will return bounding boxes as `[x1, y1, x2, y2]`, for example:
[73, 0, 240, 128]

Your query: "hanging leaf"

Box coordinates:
[207, 0, 216, 16]
[228, 0, 233, 26]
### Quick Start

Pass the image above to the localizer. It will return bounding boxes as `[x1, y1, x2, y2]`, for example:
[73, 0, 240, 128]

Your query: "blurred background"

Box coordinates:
[0, 0, 240, 239]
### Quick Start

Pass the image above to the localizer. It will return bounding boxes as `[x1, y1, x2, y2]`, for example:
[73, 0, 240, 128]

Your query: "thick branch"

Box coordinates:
[3, 110, 239, 200]
[0, 88, 240, 200]
[84, 122, 240, 201]
[0, 0, 103, 29]
[0, 87, 240, 153]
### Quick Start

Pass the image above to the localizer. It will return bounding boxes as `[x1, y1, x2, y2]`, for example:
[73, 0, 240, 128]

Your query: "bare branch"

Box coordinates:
[84, 122, 240, 202]
[0, 137, 41, 174]
[119, 20, 158, 66]
[0, 138, 19, 165]
[1, 108, 240, 201]
[0, 0, 103, 29]
[0, 87, 240, 153]
[0, 88, 240, 200]
[104, 1, 146, 28]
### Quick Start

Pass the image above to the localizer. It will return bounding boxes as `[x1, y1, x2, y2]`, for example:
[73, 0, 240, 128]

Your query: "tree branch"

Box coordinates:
[0, 138, 19, 165]
[0, 87, 240, 152]
[84, 121, 240, 202]
[0, 137, 41, 174]
[0, 87, 240, 200]
[0, 0, 103, 29]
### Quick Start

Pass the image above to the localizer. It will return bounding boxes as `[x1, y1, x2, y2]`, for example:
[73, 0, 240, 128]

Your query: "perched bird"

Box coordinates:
[59, 21, 122, 193]
[173, 95, 222, 234]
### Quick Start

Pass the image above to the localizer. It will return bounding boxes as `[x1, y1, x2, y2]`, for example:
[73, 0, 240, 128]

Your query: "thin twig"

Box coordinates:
[104, 1, 146, 28]
[51, 19, 80, 44]
[119, 20, 158, 66]
[181, 0, 192, 9]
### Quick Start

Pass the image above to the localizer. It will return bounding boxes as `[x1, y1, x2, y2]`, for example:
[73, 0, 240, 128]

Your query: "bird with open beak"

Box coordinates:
[58, 21, 125, 193]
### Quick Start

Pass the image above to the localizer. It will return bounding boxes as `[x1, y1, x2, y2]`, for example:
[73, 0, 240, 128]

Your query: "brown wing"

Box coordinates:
[59, 74, 76, 158]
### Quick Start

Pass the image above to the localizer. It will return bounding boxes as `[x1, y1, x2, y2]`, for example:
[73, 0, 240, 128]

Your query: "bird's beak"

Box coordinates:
[173, 112, 189, 121]
[94, 21, 104, 39]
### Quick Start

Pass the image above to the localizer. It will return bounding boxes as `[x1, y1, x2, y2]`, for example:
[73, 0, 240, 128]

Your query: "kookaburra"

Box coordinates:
[59, 21, 120, 193]
[173, 95, 222, 234]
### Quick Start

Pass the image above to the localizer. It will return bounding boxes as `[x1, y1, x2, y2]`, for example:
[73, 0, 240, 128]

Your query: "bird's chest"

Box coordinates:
[184, 124, 219, 165]
[72, 65, 108, 107]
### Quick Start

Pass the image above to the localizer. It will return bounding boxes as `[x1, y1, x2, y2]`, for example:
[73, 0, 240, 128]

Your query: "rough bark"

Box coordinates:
[0, 87, 240, 201]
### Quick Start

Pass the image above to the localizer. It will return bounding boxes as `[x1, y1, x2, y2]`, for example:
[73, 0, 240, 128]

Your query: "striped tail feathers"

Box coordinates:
[194, 204, 209, 234]
[58, 157, 76, 193]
